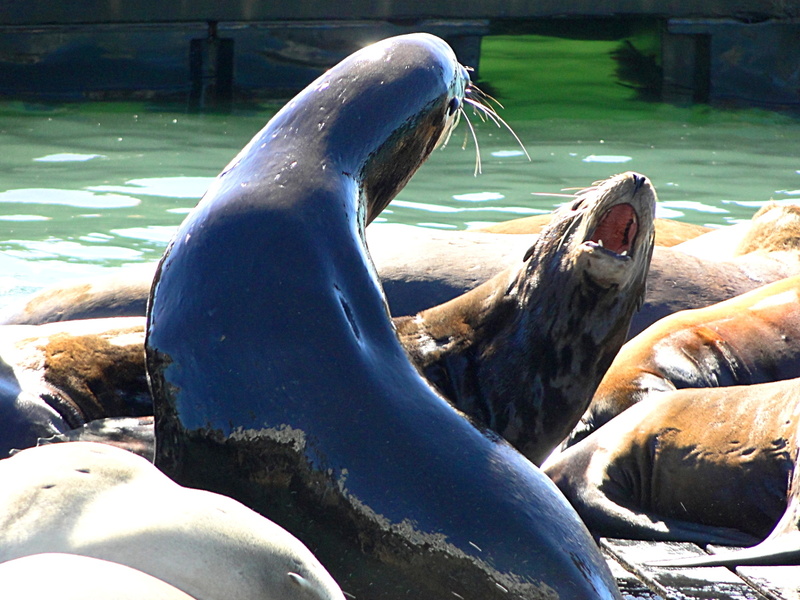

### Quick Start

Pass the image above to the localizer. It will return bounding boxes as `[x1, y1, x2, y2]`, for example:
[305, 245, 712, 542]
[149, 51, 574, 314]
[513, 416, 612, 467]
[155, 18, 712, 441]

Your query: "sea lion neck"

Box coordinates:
[212, 34, 466, 227]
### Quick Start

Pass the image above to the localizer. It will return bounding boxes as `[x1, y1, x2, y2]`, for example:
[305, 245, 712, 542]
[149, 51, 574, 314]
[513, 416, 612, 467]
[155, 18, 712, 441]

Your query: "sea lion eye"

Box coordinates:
[447, 97, 461, 116]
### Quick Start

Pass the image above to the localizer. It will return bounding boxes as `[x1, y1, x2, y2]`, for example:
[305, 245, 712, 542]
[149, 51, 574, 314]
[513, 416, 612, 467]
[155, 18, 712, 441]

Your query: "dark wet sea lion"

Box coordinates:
[145, 33, 621, 600]
[544, 378, 800, 546]
[567, 274, 800, 447]
[0, 442, 345, 599]
[0, 316, 148, 457]
[396, 171, 655, 465]
[474, 213, 709, 247]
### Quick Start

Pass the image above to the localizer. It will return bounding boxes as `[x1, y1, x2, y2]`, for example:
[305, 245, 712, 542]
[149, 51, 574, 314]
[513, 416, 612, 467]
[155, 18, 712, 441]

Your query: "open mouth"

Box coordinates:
[586, 203, 638, 257]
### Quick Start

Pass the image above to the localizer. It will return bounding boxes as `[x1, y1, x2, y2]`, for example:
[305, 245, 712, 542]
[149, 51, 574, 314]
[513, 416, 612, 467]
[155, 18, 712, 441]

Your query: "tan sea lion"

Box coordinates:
[397, 171, 656, 465]
[544, 378, 800, 546]
[652, 416, 800, 567]
[474, 213, 710, 247]
[0, 442, 345, 600]
[672, 202, 800, 261]
[567, 274, 800, 447]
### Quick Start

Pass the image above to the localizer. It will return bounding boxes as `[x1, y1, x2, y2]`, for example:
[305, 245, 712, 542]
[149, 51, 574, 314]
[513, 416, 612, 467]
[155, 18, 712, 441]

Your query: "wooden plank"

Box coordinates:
[601, 538, 769, 600]
[603, 548, 665, 599]
[706, 545, 800, 600]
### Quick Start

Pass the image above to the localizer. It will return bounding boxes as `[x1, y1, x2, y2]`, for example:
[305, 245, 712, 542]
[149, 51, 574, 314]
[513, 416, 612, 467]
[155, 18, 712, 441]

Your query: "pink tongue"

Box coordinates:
[591, 203, 637, 254]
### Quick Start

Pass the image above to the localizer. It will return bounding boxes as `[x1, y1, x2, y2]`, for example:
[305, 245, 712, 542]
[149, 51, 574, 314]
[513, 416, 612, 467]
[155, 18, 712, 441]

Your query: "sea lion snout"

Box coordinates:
[575, 172, 656, 288]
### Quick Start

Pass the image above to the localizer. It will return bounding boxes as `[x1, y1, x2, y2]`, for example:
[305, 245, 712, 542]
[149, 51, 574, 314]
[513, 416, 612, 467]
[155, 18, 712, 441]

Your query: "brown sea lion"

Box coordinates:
[474, 213, 710, 247]
[0, 317, 148, 457]
[544, 378, 800, 546]
[652, 416, 800, 567]
[396, 171, 656, 465]
[567, 274, 800, 447]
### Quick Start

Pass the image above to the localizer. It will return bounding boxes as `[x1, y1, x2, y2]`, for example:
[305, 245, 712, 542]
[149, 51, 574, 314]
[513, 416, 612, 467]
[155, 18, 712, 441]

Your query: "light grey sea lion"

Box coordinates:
[0, 553, 197, 600]
[0, 442, 345, 600]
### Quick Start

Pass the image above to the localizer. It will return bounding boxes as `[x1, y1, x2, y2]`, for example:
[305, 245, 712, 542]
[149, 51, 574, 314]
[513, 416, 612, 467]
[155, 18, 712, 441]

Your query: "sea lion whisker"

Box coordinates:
[555, 215, 584, 254]
[464, 97, 498, 126]
[467, 84, 505, 110]
[437, 102, 462, 150]
[463, 98, 531, 162]
[459, 106, 482, 176]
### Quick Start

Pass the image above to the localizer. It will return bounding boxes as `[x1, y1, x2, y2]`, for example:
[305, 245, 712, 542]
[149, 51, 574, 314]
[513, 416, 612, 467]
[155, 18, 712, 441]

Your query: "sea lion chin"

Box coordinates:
[145, 33, 622, 600]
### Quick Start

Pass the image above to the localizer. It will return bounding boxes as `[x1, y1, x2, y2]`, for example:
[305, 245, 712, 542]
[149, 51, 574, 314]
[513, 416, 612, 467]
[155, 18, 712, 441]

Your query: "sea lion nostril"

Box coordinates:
[632, 174, 646, 193]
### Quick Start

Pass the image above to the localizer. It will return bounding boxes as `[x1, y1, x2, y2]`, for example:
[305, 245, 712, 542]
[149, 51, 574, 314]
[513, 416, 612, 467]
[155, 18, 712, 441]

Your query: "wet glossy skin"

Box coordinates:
[146, 34, 621, 600]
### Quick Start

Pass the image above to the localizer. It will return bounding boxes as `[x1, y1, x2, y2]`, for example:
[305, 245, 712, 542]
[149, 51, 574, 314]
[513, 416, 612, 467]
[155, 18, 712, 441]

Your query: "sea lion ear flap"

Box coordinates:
[523, 243, 536, 263]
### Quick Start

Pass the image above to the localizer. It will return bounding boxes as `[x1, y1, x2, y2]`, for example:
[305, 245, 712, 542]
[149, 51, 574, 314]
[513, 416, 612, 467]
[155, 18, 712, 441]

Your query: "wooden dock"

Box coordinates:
[603, 539, 799, 600]
[1, 1, 798, 109]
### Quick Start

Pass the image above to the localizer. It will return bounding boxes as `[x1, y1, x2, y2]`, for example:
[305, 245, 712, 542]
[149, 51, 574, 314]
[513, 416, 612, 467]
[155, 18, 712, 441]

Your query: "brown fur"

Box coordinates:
[735, 202, 800, 256]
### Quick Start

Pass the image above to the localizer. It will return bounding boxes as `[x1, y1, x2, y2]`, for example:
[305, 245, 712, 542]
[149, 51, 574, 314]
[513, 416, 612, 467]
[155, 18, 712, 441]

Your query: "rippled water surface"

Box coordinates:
[1, 34, 799, 305]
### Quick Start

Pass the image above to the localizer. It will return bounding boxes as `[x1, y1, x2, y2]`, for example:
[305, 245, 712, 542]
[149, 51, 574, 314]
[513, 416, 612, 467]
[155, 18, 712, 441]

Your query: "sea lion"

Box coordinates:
[0, 553, 197, 600]
[474, 213, 709, 247]
[544, 378, 800, 546]
[673, 202, 800, 261]
[5, 209, 798, 329]
[0, 228, 534, 327]
[396, 171, 655, 465]
[628, 245, 800, 338]
[567, 274, 800, 447]
[651, 414, 800, 568]
[0, 316, 148, 457]
[0, 263, 153, 325]
[146, 33, 622, 600]
[0, 442, 345, 600]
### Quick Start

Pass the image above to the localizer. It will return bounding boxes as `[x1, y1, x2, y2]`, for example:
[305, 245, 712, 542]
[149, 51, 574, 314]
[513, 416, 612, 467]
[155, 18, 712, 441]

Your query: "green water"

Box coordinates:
[1, 34, 799, 304]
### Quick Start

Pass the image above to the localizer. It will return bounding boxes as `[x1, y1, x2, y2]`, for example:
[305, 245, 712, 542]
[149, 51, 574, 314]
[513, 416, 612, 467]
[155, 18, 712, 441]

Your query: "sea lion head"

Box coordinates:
[212, 32, 470, 230]
[527, 171, 656, 295]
